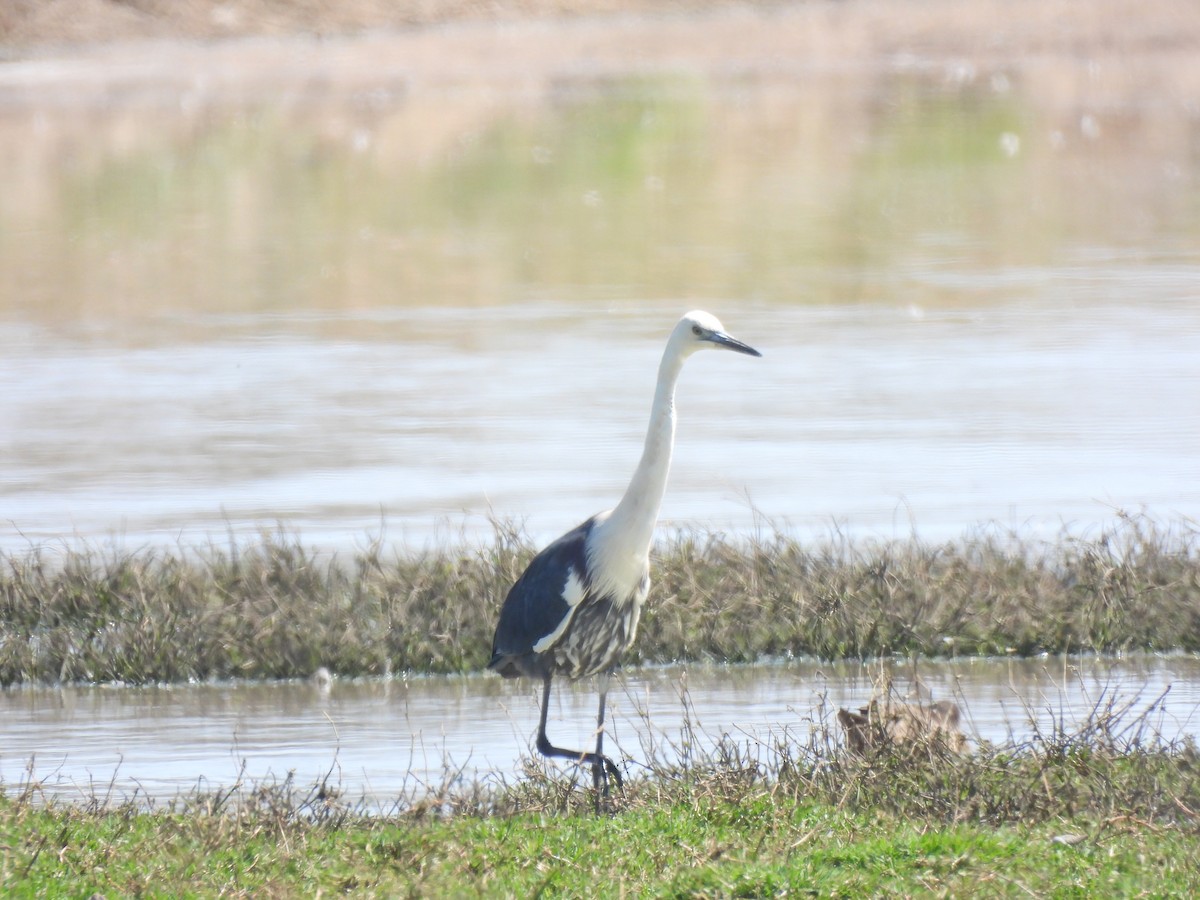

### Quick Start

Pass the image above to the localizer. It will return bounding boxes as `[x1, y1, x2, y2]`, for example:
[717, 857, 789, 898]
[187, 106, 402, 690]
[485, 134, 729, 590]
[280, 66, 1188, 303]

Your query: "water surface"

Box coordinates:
[4, 655, 1197, 806]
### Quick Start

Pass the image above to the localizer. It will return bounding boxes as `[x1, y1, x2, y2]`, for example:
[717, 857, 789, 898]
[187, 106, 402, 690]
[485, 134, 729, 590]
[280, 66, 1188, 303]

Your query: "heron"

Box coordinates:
[488, 310, 761, 792]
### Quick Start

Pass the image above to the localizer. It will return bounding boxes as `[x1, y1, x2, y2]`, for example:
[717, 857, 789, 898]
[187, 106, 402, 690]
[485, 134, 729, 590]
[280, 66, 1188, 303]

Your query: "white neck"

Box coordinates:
[596, 342, 686, 564]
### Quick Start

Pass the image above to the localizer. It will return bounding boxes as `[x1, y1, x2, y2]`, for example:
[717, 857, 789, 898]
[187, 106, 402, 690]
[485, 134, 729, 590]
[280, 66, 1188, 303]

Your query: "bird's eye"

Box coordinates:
[691, 324, 703, 336]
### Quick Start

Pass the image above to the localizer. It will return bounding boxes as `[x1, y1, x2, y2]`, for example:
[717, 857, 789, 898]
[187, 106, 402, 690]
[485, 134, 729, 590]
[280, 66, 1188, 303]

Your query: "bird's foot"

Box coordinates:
[591, 755, 624, 795]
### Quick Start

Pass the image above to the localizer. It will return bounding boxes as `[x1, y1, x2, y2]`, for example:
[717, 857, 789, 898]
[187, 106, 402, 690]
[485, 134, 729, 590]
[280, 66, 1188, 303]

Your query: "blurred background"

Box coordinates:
[3, 0, 1199, 553]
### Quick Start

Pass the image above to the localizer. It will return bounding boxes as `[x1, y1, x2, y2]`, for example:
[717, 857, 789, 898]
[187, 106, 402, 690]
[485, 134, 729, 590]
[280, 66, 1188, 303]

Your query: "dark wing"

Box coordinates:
[487, 516, 596, 678]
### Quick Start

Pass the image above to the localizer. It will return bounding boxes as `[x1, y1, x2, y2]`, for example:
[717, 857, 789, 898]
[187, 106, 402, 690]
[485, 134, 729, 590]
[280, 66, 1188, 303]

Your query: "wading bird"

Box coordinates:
[488, 311, 761, 792]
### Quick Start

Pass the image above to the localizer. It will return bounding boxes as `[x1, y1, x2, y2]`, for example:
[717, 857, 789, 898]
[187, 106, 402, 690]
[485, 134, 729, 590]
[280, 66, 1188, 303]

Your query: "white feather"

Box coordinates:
[531, 567, 587, 653]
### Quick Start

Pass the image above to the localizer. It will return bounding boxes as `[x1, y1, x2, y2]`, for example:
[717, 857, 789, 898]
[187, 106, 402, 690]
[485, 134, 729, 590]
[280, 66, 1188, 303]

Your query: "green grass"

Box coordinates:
[2, 515, 1199, 685]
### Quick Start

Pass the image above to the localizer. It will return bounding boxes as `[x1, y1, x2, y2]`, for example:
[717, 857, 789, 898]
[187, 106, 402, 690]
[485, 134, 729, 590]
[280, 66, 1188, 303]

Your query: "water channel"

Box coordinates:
[4, 655, 1199, 806]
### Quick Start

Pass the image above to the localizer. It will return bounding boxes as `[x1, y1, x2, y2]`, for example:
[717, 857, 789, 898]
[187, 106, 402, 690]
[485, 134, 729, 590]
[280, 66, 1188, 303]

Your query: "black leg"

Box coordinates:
[535, 675, 623, 790]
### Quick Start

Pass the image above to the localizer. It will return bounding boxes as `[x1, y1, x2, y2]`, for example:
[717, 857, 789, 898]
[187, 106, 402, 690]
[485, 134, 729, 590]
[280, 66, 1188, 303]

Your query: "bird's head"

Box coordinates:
[672, 310, 762, 359]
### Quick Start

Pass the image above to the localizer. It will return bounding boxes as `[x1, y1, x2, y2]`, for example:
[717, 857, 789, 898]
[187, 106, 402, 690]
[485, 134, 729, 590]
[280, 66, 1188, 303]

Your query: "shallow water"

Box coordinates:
[1, 32, 1198, 555]
[3, 655, 1197, 805]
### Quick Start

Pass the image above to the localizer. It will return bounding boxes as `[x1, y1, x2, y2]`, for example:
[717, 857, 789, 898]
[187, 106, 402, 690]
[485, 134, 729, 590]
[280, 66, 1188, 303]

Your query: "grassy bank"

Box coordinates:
[2, 516, 1199, 686]
[4, 702, 1200, 896]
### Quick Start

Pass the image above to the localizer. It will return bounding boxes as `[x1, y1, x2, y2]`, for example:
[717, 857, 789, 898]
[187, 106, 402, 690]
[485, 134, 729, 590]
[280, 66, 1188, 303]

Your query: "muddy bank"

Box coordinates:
[5, 0, 1199, 69]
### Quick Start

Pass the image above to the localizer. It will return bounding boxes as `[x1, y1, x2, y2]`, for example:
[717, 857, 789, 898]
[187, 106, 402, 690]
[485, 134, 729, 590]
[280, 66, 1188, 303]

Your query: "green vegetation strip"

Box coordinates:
[2, 513, 1200, 681]
[4, 734, 1200, 897]
[2, 516, 1199, 685]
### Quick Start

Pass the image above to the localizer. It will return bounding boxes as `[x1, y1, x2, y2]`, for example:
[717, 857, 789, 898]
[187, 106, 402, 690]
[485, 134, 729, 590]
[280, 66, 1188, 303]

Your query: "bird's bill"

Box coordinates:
[707, 331, 762, 357]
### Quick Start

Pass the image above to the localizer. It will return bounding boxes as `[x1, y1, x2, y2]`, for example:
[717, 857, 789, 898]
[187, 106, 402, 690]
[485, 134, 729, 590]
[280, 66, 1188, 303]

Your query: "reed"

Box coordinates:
[2, 515, 1198, 686]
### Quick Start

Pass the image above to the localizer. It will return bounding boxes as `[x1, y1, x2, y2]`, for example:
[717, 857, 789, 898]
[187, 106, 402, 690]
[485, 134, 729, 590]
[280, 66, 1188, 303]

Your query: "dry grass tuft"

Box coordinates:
[2, 515, 1198, 686]
[467, 684, 1200, 828]
[643, 515, 1200, 664]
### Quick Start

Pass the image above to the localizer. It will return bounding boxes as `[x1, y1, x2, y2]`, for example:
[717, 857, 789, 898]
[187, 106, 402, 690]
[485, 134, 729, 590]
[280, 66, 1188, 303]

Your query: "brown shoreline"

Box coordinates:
[4, 0, 1199, 63]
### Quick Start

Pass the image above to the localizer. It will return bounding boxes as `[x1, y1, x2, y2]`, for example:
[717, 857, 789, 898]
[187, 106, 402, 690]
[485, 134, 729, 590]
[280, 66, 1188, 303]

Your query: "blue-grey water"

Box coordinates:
[3, 292, 1198, 555]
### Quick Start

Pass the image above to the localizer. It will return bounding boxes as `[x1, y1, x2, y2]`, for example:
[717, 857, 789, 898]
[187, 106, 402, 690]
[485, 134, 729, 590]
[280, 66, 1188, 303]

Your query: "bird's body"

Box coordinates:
[489, 512, 647, 681]
[488, 311, 761, 792]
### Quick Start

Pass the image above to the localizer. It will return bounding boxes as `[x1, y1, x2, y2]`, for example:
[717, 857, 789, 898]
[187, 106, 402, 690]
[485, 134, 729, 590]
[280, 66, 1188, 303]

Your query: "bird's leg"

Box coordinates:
[535, 675, 623, 791]
[593, 672, 615, 796]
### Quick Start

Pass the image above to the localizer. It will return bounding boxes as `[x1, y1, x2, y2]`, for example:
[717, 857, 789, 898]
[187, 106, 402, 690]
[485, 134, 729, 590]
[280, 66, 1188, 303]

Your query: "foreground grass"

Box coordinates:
[6, 799, 1198, 897]
[5, 733, 1200, 897]
[2, 515, 1199, 685]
